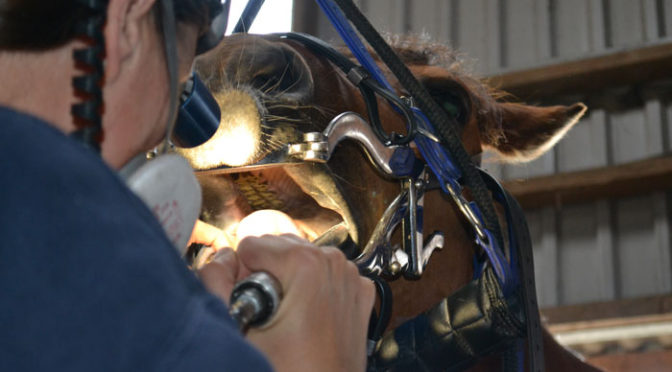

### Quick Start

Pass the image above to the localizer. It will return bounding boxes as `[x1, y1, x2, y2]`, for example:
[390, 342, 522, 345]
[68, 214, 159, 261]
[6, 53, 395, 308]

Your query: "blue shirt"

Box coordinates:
[0, 106, 273, 371]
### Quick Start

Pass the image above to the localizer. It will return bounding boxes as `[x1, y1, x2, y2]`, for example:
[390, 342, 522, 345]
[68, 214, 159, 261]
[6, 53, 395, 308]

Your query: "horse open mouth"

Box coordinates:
[180, 89, 360, 258]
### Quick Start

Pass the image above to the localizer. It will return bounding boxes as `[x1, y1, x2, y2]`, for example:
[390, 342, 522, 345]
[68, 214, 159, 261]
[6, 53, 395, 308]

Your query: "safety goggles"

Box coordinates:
[174, 0, 266, 148]
[195, 0, 231, 55]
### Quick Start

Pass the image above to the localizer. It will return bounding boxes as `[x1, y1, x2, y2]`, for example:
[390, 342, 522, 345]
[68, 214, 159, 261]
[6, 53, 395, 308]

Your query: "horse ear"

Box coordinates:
[482, 102, 587, 162]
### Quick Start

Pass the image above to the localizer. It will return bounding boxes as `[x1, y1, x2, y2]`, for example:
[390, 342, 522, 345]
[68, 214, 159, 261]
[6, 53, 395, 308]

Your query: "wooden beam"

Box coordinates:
[587, 349, 672, 372]
[542, 297, 672, 359]
[489, 43, 672, 100]
[503, 155, 672, 209]
[541, 295, 672, 325]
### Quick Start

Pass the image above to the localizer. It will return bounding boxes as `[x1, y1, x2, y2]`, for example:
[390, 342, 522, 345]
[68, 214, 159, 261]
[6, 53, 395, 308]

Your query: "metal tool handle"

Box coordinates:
[229, 272, 282, 332]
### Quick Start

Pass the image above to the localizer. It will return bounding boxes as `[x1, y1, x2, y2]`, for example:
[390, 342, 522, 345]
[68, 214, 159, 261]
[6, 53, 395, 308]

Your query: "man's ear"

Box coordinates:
[482, 102, 587, 162]
[105, 0, 158, 83]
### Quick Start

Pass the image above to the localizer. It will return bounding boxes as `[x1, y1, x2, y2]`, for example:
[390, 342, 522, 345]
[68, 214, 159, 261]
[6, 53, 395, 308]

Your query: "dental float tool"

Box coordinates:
[229, 271, 283, 333]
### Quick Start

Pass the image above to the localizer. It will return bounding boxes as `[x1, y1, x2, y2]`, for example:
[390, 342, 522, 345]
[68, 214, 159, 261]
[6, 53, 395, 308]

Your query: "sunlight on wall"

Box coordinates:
[227, 0, 294, 34]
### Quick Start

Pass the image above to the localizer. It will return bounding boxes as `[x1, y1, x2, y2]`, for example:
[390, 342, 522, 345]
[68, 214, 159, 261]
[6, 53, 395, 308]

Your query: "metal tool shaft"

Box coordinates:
[229, 272, 282, 332]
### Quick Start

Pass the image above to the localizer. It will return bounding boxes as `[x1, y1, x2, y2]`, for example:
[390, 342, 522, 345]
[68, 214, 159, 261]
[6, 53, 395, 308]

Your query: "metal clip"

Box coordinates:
[445, 182, 488, 243]
[402, 173, 444, 279]
[403, 178, 423, 278]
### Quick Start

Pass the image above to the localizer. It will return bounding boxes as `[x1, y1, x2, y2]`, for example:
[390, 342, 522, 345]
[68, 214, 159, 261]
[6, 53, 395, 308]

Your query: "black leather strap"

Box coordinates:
[504, 191, 545, 372]
[480, 170, 544, 372]
[369, 171, 544, 371]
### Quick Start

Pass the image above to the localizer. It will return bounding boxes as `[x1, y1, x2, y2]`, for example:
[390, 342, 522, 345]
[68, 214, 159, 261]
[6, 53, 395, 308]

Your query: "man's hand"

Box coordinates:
[198, 248, 239, 306]
[237, 234, 375, 372]
[188, 220, 232, 250]
[197, 233, 375, 372]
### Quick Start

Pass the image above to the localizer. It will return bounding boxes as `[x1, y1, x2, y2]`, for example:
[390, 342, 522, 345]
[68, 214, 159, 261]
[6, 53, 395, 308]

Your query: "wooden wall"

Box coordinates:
[293, 0, 672, 309]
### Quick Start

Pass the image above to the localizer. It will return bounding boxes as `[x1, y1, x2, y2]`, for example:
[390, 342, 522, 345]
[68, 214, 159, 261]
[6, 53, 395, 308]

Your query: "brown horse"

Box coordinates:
[185, 33, 601, 371]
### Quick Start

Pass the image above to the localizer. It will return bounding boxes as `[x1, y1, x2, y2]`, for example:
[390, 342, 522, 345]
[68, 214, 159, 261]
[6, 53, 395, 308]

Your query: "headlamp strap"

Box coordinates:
[157, 0, 180, 154]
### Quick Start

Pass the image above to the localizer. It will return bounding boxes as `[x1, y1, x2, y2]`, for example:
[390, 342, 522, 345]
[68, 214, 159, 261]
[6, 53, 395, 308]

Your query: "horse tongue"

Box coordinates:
[235, 209, 303, 248]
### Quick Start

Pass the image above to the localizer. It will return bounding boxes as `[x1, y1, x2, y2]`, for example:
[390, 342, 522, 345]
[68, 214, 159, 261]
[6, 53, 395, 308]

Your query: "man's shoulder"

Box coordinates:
[0, 106, 116, 182]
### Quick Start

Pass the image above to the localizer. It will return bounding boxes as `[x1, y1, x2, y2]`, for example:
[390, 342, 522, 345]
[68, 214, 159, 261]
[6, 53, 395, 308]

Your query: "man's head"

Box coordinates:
[0, 0, 225, 168]
[0, 0, 222, 51]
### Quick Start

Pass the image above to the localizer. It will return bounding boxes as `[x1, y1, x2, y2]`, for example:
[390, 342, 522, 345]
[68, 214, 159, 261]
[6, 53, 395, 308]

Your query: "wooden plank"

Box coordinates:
[595, 200, 616, 300]
[408, 0, 450, 42]
[615, 195, 665, 298]
[665, 0, 672, 38]
[535, 0, 552, 60]
[666, 97, 672, 152]
[608, 0, 646, 48]
[502, 0, 541, 69]
[503, 155, 672, 209]
[609, 106, 650, 165]
[489, 42, 672, 101]
[644, 98, 666, 157]
[550, 313, 672, 333]
[557, 108, 608, 173]
[587, 0, 607, 52]
[558, 203, 613, 304]
[653, 193, 672, 294]
[364, 0, 405, 35]
[550, 314, 672, 357]
[541, 294, 672, 324]
[587, 349, 672, 372]
[606, 96, 665, 166]
[643, 0, 662, 41]
[553, 0, 592, 59]
[529, 208, 559, 307]
[454, 0, 501, 75]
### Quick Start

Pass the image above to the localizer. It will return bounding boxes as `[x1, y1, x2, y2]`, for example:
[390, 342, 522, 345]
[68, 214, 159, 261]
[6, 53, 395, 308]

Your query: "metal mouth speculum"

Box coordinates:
[295, 112, 444, 280]
[352, 170, 444, 279]
[288, 112, 416, 178]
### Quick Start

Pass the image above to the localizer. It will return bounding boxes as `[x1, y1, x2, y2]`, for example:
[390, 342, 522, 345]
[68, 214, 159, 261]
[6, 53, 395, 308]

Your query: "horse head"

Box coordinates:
[181, 32, 594, 371]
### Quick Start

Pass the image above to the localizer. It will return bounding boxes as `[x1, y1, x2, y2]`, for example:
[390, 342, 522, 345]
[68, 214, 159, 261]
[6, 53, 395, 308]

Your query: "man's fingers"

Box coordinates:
[189, 220, 232, 250]
[198, 248, 238, 305]
[236, 235, 320, 285]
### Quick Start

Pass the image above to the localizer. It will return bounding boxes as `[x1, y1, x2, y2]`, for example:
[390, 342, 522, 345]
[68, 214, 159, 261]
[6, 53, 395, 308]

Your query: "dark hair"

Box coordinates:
[0, 0, 222, 51]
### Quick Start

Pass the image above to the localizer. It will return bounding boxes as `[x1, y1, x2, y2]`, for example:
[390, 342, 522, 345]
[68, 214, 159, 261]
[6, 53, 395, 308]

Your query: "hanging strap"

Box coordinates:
[481, 170, 545, 372]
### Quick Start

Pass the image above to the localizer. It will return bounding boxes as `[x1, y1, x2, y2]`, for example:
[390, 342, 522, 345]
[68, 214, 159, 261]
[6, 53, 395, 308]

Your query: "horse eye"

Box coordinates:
[442, 101, 460, 118]
[435, 93, 468, 126]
